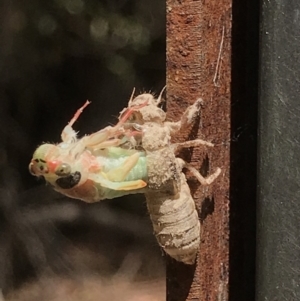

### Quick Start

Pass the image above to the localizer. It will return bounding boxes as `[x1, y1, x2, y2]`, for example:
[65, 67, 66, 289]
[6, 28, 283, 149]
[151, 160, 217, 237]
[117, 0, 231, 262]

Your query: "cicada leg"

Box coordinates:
[166, 98, 203, 135]
[95, 176, 147, 191]
[80, 102, 148, 152]
[61, 100, 91, 143]
[108, 179, 146, 190]
[84, 102, 148, 148]
[173, 139, 221, 185]
[171, 139, 214, 155]
[176, 158, 221, 186]
[84, 114, 146, 150]
[64, 101, 148, 157]
[72, 123, 143, 156]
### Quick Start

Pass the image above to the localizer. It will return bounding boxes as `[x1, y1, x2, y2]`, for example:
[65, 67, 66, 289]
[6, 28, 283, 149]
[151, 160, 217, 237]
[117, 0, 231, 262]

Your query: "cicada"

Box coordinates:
[117, 90, 221, 264]
[29, 91, 221, 265]
[29, 101, 148, 202]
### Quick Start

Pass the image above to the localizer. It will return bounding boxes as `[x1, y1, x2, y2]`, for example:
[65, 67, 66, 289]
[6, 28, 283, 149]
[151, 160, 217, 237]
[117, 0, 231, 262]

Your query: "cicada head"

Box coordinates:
[29, 143, 90, 190]
[29, 144, 59, 176]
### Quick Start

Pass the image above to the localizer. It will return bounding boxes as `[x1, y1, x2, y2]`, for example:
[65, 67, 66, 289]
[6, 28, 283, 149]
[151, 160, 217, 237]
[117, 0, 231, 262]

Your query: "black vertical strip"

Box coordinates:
[257, 0, 300, 300]
[230, 0, 259, 300]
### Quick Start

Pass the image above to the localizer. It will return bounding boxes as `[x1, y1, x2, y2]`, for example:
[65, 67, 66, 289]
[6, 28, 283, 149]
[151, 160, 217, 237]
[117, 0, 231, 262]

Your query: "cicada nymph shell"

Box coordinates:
[119, 90, 221, 264]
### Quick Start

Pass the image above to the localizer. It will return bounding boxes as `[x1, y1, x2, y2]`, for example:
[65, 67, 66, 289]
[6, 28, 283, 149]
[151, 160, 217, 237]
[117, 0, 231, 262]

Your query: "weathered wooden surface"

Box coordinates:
[166, 1, 231, 300]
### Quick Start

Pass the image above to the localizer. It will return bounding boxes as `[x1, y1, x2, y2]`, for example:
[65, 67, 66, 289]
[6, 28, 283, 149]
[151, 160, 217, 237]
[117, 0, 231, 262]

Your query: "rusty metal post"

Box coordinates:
[166, 1, 231, 300]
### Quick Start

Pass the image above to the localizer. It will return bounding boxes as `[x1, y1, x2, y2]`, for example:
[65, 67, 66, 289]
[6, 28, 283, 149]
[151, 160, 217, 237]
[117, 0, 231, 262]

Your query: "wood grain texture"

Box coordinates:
[166, 0, 231, 300]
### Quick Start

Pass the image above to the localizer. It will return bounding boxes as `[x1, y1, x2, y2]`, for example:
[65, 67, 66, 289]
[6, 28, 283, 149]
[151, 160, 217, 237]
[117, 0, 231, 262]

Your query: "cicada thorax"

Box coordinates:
[120, 93, 166, 126]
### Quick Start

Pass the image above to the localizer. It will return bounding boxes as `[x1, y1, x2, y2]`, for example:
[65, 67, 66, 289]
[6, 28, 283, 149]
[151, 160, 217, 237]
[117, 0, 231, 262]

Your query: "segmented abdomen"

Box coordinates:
[145, 173, 200, 264]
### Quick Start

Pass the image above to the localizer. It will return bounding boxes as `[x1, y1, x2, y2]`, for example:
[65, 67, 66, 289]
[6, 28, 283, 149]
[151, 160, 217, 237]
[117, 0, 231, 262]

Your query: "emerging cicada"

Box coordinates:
[29, 90, 221, 264]
[29, 101, 148, 202]
[117, 90, 221, 264]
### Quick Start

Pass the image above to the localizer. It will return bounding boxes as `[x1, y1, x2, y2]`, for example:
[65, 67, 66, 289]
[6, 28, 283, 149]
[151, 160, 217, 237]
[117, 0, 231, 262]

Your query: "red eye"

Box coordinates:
[47, 160, 60, 172]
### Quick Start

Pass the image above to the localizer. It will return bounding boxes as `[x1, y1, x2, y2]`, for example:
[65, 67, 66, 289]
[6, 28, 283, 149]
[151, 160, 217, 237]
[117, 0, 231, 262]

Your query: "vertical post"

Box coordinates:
[166, 1, 231, 300]
[229, 0, 259, 300]
[257, 0, 300, 300]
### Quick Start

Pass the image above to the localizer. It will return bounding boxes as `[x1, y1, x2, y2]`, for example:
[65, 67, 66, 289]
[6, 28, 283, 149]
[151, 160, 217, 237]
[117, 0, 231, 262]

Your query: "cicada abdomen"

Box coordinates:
[145, 150, 200, 264]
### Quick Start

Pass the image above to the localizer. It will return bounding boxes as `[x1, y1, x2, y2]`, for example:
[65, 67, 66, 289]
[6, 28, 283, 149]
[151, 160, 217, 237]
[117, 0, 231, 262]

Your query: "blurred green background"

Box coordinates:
[0, 0, 166, 297]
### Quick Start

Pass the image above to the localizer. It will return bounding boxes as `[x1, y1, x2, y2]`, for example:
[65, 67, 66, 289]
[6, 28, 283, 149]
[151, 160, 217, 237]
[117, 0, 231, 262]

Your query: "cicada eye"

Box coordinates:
[54, 163, 71, 176]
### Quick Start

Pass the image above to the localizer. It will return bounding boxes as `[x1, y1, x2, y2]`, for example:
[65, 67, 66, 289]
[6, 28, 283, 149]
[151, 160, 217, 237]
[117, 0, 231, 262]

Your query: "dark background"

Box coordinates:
[0, 0, 166, 298]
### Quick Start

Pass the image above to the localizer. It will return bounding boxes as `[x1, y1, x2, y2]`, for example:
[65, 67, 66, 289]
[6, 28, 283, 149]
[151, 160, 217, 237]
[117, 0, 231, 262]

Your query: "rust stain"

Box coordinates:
[166, 0, 231, 300]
